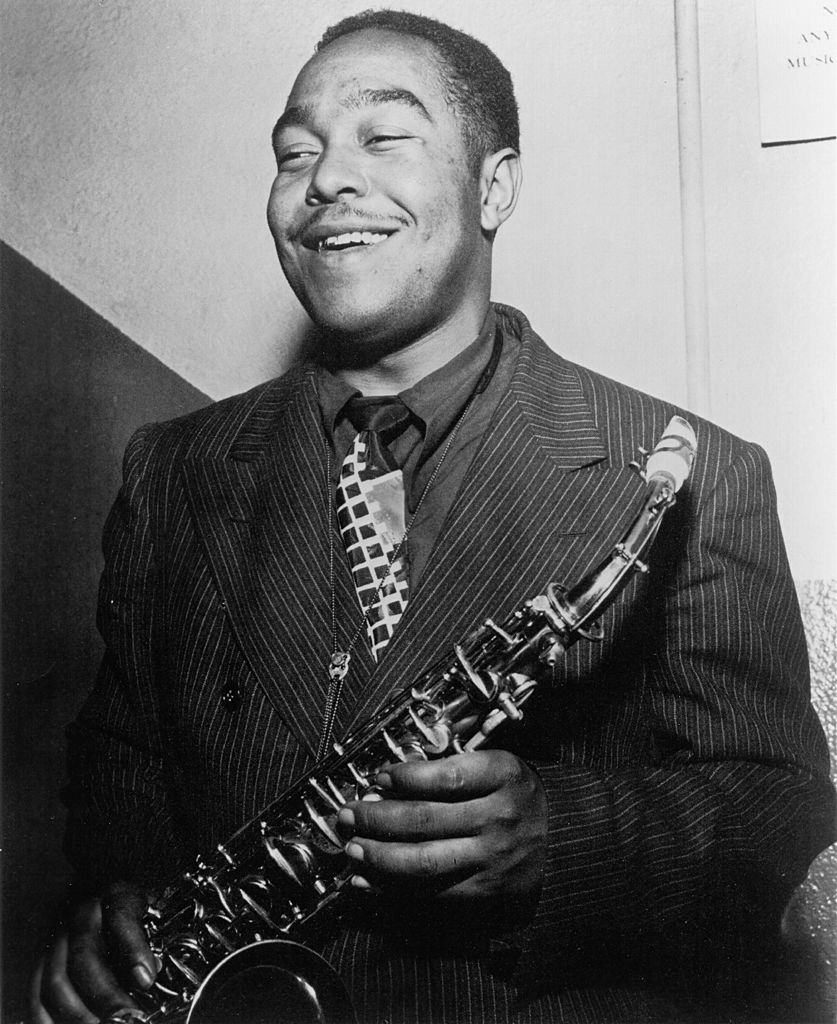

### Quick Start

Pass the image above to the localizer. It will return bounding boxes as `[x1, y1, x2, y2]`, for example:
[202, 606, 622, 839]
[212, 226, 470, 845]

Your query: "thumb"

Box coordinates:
[100, 882, 156, 991]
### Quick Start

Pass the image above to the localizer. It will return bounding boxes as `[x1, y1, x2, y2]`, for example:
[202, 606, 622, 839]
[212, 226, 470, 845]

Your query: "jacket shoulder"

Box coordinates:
[496, 302, 773, 506]
[122, 364, 314, 473]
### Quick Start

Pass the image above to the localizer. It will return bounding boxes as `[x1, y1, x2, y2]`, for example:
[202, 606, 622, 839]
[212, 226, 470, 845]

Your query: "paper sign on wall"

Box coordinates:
[755, 0, 835, 144]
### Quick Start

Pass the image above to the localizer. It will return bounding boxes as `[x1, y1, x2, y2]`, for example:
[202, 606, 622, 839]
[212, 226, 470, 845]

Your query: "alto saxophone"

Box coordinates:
[104, 416, 697, 1024]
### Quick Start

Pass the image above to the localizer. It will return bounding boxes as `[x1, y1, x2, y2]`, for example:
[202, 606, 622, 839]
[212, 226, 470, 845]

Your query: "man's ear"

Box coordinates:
[479, 148, 522, 233]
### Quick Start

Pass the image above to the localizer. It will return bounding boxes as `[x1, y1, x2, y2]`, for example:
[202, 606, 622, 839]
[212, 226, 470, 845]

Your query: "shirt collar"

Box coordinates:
[398, 308, 496, 441]
[316, 307, 497, 441]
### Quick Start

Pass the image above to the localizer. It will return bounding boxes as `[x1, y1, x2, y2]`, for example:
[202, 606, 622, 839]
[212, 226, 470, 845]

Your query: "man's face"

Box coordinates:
[268, 30, 489, 355]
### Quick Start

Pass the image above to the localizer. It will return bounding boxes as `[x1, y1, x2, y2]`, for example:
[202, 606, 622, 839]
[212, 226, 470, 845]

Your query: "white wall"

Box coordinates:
[1, 0, 833, 578]
[697, 0, 836, 581]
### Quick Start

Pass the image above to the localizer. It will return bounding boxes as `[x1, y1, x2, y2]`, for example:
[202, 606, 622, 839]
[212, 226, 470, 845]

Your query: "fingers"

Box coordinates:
[64, 900, 137, 1019]
[36, 887, 153, 1024]
[339, 796, 478, 842]
[377, 750, 524, 801]
[30, 958, 55, 1024]
[101, 882, 156, 990]
[35, 930, 99, 1024]
[346, 835, 482, 895]
[341, 751, 541, 842]
[338, 752, 549, 905]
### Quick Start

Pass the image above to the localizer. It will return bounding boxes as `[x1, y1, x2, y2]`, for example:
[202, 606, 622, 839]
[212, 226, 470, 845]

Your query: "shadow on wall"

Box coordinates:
[0, 242, 209, 1020]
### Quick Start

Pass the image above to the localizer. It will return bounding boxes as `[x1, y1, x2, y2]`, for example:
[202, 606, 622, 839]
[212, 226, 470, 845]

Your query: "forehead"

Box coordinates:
[284, 30, 447, 117]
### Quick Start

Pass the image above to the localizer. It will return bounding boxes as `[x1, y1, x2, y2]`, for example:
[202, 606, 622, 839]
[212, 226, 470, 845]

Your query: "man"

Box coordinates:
[34, 10, 834, 1024]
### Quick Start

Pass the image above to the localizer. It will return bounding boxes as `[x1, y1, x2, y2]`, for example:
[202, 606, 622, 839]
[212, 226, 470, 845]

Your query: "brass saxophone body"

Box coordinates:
[105, 417, 697, 1024]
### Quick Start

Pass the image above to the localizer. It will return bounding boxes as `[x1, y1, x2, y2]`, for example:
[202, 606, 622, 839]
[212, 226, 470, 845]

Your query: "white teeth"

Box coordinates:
[319, 231, 388, 251]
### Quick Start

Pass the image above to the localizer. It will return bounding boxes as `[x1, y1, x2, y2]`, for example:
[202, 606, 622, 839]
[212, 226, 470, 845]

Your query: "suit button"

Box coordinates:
[220, 682, 240, 711]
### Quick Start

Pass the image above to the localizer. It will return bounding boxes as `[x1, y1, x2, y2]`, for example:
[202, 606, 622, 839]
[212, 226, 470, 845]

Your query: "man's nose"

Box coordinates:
[306, 147, 369, 205]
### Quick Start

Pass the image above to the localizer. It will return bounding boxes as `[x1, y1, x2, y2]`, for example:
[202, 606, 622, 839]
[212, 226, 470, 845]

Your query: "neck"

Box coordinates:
[322, 303, 491, 396]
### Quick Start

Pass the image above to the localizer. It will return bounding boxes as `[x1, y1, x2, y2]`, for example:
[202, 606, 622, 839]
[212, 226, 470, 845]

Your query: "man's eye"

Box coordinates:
[366, 133, 410, 149]
[277, 149, 316, 168]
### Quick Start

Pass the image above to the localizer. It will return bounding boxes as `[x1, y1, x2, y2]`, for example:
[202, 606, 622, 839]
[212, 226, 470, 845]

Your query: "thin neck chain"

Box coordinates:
[317, 325, 503, 759]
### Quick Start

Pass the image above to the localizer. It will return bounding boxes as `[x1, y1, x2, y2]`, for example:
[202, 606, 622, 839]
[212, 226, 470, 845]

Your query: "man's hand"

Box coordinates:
[337, 751, 548, 914]
[31, 882, 155, 1024]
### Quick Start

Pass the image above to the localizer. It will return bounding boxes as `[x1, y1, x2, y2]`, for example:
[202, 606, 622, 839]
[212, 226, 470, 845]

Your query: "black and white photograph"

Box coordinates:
[1, 2, 834, 1022]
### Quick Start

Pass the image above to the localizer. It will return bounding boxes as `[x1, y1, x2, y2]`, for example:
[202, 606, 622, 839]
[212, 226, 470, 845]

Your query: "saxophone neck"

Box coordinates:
[546, 416, 697, 645]
[548, 477, 677, 644]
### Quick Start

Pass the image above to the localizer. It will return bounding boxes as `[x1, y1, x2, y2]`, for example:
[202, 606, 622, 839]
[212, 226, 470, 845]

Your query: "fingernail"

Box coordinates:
[350, 874, 372, 890]
[375, 771, 392, 790]
[131, 963, 153, 989]
[337, 807, 355, 830]
[346, 841, 364, 861]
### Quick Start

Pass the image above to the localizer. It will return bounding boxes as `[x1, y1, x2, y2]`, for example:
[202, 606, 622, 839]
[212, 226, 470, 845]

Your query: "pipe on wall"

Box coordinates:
[674, 0, 712, 417]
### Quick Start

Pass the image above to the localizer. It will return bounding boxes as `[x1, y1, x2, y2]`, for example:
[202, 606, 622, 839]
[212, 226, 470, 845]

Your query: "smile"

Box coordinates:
[317, 231, 390, 252]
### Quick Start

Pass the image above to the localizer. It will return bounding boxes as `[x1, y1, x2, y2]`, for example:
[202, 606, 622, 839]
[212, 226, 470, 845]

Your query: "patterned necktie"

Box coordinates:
[336, 397, 413, 661]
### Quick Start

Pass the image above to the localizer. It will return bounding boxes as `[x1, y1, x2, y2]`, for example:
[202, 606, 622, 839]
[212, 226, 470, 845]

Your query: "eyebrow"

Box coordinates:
[344, 87, 432, 121]
[273, 103, 315, 140]
[272, 87, 432, 148]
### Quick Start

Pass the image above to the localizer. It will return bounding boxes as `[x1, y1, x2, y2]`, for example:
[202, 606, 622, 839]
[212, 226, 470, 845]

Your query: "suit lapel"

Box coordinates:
[179, 312, 649, 755]
[181, 368, 371, 757]
[341, 316, 646, 736]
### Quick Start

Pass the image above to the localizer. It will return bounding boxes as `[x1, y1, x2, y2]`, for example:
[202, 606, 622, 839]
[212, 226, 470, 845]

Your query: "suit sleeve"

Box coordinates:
[63, 425, 185, 894]
[514, 441, 835, 992]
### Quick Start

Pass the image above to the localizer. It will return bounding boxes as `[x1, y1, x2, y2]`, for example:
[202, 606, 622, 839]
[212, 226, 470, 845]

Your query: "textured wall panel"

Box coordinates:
[778, 580, 837, 1023]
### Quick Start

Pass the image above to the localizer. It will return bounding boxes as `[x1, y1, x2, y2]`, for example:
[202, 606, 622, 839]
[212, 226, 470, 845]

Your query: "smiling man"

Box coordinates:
[33, 10, 834, 1024]
[268, 24, 519, 388]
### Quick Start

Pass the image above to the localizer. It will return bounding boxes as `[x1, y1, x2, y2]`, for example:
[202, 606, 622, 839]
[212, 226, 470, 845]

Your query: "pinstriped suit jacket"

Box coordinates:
[65, 305, 834, 1022]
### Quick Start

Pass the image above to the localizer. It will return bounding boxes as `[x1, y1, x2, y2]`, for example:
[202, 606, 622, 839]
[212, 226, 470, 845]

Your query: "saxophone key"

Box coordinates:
[202, 918, 236, 954]
[408, 707, 451, 755]
[326, 776, 348, 805]
[303, 796, 343, 848]
[401, 740, 429, 760]
[346, 761, 369, 787]
[410, 684, 437, 703]
[497, 693, 523, 721]
[216, 842, 235, 866]
[462, 707, 508, 750]
[156, 934, 208, 992]
[308, 776, 343, 812]
[263, 833, 313, 887]
[537, 633, 565, 667]
[204, 875, 236, 918]
[237, 874, 291, 932]
[454, 644, 498, 702]
[509, 672, 538, 701]
[484, 618, 516, 646]
[382, 728, 407, 762]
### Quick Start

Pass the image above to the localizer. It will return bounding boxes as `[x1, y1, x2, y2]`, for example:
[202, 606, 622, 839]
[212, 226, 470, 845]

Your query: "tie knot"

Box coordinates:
[345, 396, 413, 444]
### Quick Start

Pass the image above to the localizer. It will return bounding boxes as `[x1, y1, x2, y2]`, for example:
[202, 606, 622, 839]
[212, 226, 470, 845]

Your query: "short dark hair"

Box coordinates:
[317, 10, 519, 171]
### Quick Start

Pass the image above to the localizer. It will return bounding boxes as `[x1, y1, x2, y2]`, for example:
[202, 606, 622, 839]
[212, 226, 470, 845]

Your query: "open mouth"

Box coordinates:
[316, 230, 391, 252]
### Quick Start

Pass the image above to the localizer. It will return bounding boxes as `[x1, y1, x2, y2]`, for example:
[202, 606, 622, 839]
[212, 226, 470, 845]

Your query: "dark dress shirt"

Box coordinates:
[317, 309, 519, 591]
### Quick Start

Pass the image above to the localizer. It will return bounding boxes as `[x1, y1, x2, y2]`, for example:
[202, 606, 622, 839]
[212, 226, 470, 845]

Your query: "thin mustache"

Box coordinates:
[298, 206, 410, 237]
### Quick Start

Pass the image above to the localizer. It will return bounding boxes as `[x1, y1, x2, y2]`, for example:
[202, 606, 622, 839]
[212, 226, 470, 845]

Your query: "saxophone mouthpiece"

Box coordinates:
[644, 416, 697, 492]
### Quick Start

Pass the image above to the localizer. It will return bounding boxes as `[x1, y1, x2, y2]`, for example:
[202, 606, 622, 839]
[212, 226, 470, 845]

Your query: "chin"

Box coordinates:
[315, 322, 405, 370]
[305, 299, 414, 366]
